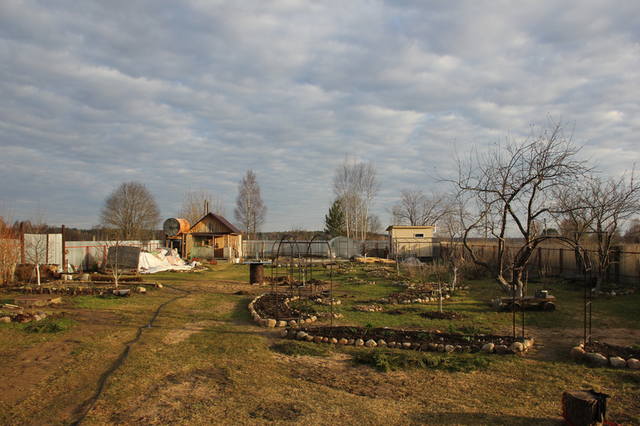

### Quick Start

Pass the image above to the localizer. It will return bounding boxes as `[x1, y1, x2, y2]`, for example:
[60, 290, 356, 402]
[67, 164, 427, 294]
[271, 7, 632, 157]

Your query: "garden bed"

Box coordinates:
[570, 341, 640, 369]
[248, 293, 318, 328]
[282, 325, 533, 355]
[382, 288, 451, 304]
[4, 283, 152, 296]
[419, 311, 466, 320]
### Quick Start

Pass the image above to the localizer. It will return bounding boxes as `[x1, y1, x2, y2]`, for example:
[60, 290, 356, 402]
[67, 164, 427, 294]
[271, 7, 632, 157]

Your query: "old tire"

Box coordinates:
[543, 302, 556, 312]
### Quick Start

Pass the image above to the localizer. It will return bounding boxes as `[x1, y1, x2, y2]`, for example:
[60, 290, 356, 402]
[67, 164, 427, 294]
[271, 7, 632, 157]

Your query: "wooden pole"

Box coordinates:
[61, 225, 66, 271]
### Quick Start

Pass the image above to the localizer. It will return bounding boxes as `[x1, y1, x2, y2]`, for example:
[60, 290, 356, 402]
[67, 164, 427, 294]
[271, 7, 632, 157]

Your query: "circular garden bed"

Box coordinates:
[248, 293, 318, 328]
[570, 340, 640, 369]
[281, 325, 534, 355]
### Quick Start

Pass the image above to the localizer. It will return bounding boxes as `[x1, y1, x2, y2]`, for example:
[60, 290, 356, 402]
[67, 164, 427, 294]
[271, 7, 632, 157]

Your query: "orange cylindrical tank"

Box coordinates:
[163, 218, 191, 236]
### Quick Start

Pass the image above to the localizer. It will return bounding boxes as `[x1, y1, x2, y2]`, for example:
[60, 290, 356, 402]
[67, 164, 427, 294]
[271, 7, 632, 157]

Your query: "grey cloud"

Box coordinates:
[1, 0, 639, 229]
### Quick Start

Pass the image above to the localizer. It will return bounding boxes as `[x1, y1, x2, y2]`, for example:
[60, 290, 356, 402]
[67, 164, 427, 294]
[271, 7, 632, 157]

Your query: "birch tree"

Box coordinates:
[234, 170, 267, 239]
[332, 158, 379, 240]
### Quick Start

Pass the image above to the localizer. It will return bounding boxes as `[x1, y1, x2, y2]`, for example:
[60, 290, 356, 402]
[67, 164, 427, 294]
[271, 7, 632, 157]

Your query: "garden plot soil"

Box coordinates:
[585, 341, 640, 359]
[419, 311, 466, 320]
[254, 293, 316, 320]
[384, 307, 421, 315]
[296, 326, 521, 351]
[384, 284, 450, 304]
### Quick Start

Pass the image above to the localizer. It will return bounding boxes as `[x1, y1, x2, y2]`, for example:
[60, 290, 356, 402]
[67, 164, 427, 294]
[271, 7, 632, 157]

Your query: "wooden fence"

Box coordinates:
[448, 240, 640, 286]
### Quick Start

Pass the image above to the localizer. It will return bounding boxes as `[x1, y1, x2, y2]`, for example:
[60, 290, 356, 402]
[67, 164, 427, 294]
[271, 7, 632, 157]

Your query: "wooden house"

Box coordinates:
[185, 213, 243, 261]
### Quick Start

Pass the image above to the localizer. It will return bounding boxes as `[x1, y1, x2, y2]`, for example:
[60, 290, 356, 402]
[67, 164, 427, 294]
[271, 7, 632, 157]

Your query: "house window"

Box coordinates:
[414, 233, 424, 238]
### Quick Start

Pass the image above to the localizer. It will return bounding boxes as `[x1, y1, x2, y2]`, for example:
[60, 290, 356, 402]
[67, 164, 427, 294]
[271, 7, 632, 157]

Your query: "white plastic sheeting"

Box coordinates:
[66, 240, 163, 271]
[138, 248, 197, 274]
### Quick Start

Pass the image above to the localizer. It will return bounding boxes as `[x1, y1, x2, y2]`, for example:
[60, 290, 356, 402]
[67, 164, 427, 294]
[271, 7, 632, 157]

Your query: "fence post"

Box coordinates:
[558, 248, 563, 276]
[61, 225, 66, 270]
[613, 246, 621, 284]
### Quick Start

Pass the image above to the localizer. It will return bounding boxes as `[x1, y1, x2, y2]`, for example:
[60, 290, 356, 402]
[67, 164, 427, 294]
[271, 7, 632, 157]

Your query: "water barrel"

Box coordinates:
[163, 218, 191, 236]
[249, 263, 265, 285]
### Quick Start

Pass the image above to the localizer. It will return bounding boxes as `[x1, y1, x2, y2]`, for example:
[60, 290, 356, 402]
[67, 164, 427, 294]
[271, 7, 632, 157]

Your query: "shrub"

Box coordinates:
[352, 349, 492, 373]
[22, 318, 71, 333]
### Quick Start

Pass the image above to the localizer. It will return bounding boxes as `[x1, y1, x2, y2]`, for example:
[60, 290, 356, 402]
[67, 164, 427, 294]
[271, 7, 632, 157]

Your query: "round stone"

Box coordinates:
[296, 331, 308, 340]
[321, 337, 329, 343]
[338, 338, 349, 345]
[377, 339, 387, 347]
[279, 329, 289, 338]
[0, 316, 11, 323]
[609, 356, 626, 368]
[428, 343, 438, 351]
[570, 346, 586, 360]
[313, 336, 323, 343]
[355, 339, 365, 346]
[510, 342, 524, 352]
[330, 337, 338, 344]
[305, 335, 314, 342]
[445, 345, 455, 353]
[402, 342, 412, 349]
[288, 320, 297, 327]
[266, 319, 277, 328]
[365, 339, 377, 348]
[586, 352, 608, 366]
[627, 358, 640, 369]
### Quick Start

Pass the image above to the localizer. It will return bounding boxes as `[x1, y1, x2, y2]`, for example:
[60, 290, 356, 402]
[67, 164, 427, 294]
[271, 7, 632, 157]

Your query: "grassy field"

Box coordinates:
[0, 262, 639, 425]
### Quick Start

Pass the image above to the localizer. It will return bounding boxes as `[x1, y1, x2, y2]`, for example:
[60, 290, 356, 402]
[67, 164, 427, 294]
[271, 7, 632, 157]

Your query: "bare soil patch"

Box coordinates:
[110, 367, 230, 425]
[249, 401, 307, 422]
[162, 320, 221, 345]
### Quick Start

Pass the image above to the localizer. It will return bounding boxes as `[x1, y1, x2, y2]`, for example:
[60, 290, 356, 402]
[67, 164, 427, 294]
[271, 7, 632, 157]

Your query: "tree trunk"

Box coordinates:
[450, 265, 458, 292]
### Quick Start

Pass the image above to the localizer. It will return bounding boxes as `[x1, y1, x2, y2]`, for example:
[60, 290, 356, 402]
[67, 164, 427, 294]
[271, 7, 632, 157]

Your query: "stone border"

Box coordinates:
[0, 311, 48, 324]
[381, 293, 451, 305]
[570, 343, 640, 369]
[279, 327, 535, 356]
[248, 294, 319, 328]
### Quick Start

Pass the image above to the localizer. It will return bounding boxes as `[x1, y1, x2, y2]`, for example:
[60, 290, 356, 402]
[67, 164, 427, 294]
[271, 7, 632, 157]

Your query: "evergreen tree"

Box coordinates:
[324, 198, 345, 237]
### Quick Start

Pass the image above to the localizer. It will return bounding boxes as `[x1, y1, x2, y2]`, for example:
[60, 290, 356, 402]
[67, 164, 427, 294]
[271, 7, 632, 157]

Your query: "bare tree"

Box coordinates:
[179, 190, 225, 225]
[391, 189, 450, 226]
[455, 123, 587, 297]
[367, 214, 382, 236]
[333, 158, 379, 240]
[439, 199, 468, 292]
[100, 182, 160, 240]
[234, 170, 267, 239]
[0, 217, 19, 285]
[582, 172, 640, 289]
[553, 183, 595, 281]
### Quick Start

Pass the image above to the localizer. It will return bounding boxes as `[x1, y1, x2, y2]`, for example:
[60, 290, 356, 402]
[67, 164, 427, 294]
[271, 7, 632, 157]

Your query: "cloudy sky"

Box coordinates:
[1, 1, 639, 231]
